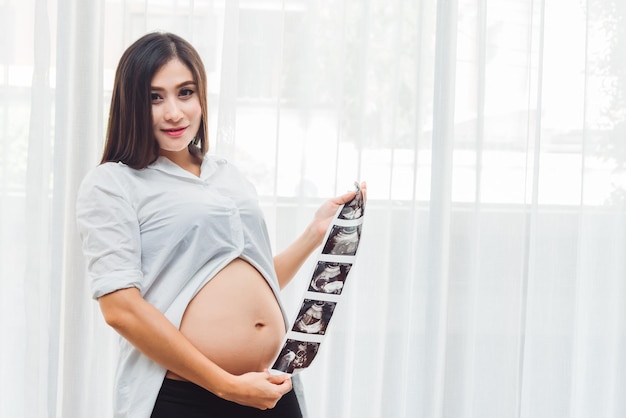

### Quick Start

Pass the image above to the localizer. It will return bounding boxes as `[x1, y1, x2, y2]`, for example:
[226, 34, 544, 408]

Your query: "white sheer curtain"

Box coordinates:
[1, 0, 625, 417]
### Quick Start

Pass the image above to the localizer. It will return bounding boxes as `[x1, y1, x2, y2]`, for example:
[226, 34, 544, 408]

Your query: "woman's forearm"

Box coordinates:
[273, 224, 323, 289]
[98, 287, 291, 409]
[274, 189, 360, 289]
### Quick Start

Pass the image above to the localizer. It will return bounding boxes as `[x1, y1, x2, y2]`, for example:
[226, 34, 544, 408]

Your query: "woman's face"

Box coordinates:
[150, 58, 202, 154]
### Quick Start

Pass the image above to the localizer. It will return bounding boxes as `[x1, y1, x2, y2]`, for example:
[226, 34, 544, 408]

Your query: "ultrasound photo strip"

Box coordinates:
[271, 182, 365, 375]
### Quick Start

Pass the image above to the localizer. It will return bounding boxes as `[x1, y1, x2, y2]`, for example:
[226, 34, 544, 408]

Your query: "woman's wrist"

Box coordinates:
[305, 222, 325, 249]
[207, 370, 238, 400]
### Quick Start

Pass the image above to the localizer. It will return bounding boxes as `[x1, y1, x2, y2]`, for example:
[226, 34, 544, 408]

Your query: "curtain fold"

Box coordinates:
[52, 0, 108, 416]
[423, 0, 458, 415]
[25, 1, 52, 417]
[215, 0, 239, 161]
[1, 0, 625, 417]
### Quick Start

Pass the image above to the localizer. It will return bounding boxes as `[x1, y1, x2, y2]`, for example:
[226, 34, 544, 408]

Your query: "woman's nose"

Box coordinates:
[164, 99, 183, 122]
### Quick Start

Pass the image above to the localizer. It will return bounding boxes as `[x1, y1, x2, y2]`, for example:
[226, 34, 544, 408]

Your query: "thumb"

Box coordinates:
[265, 369, 290, 384]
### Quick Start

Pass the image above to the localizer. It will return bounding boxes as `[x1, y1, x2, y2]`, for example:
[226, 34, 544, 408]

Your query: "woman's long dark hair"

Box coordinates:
[101, 32, 209, 168]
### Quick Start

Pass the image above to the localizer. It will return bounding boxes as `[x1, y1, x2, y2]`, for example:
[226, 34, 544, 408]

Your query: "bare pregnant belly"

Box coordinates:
[166, 258, 285, 378]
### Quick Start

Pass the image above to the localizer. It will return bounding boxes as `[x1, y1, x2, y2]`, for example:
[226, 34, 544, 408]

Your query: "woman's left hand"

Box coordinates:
[273, 182, 367, 289]
[309, 181, 367, 243]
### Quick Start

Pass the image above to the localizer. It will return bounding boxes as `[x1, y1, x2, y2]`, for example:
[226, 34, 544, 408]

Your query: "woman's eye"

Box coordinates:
[151, 93, 162, 102]
[180, 88, 194, 97]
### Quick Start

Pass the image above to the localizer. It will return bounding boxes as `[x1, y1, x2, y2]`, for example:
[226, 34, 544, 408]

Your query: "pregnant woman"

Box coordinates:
[76, 32, 365, 418]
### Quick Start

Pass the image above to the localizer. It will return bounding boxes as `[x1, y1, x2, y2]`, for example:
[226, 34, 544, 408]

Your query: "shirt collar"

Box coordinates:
[147, 155, 224, 181]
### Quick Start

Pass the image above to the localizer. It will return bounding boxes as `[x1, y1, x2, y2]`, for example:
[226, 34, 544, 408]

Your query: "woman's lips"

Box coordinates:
[162, 127, 187, 137]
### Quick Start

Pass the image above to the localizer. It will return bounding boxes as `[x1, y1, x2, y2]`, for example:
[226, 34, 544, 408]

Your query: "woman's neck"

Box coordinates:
[160, 149, 202, 176]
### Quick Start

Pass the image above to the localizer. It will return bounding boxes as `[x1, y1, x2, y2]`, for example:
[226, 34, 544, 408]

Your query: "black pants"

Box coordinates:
[151, 378, 303, 418]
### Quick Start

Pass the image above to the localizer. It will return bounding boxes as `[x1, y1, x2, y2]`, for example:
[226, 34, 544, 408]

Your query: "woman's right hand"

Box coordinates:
[223, 369, 292, 409]
[98, 288, 292, 410]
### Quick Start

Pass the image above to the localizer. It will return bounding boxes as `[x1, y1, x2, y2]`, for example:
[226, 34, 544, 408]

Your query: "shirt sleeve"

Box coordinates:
[76, 164, 144, 299]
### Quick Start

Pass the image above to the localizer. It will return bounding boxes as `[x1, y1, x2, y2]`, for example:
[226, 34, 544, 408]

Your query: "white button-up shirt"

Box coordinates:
[76, 155, 291, 418]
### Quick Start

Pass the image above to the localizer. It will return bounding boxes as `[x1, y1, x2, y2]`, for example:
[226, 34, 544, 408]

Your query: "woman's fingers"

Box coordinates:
[227, 370, 292, 410]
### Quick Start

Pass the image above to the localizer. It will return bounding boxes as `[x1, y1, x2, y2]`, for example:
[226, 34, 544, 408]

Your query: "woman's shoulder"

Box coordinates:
[204, 155, 259, 198]
[78, 161, 136, 197]
[81, 161, 125, 183]
[202, 153, 228, 167]
[201, 154, 241, 177]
